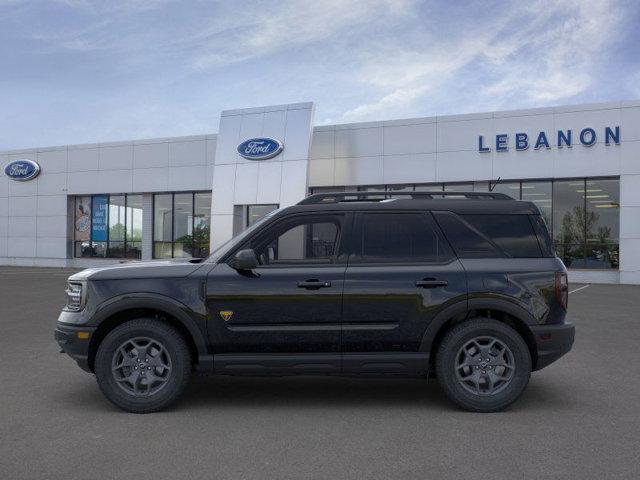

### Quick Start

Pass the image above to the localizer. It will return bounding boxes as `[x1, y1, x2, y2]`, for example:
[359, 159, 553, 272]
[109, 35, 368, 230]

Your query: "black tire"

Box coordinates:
[435, 318, 531, 412]
[95, 318, 192, 413]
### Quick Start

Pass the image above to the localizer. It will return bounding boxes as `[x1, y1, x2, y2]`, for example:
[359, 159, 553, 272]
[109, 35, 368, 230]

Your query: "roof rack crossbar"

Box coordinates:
[298, 191, 512, 205]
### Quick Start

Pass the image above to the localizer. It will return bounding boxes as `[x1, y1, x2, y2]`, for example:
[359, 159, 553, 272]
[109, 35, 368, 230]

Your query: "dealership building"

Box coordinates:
[1, 100, 639, 284]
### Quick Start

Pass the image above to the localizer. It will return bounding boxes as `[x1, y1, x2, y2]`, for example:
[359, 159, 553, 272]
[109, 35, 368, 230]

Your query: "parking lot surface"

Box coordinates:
[1, 267, 639, 479]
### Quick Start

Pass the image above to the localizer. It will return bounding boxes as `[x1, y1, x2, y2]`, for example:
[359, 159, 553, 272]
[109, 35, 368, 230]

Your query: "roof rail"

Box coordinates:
[298, 191, 512, 205]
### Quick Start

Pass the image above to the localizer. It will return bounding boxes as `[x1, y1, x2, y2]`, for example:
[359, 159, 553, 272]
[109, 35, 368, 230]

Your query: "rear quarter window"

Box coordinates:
[461, 214, 543, 258]
[433, 212, 502, 258]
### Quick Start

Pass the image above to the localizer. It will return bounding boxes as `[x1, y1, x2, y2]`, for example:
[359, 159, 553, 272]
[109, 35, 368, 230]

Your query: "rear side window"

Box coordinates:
[461, 214, 543, 258]
[433, 212, 502, 258]
[355, 212, 453, 263]
[530, 215, 554, 257]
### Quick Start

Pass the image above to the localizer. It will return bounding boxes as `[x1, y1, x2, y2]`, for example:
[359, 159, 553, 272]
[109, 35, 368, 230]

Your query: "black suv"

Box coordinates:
[55, 191, 575, 413]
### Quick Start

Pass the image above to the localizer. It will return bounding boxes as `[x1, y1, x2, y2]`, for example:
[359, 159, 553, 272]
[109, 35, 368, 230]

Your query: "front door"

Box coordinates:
[341, 211, 467, 374]
[206, 213, 348, 373]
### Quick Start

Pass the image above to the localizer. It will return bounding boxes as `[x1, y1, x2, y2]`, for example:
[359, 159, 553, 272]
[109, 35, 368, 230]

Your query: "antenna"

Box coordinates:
[489, 177, 502, 192]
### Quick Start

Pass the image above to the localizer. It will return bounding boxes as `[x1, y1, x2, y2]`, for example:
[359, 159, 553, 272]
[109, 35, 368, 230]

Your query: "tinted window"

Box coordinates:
[434, 212, 501, 258]
[250, 216, 340, 265]
[530, 215, 554, 257]
[462, 214, 542, 258]
[357, 213, 453, 263]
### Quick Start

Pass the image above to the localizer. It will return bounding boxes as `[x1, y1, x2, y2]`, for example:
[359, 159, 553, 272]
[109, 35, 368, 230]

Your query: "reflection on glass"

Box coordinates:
[489, 181, 520, 200]
[556, 244, 585, 269]
[193, 193, 212, 258]
[247, 204, 278, 227]
[152, 192, 213, 259]
[585, 179, 619, 244]
[126, 195, 143, 259]
[173, 193, 193, 258]
[521, 181, 552, 228]
[310, 186, 346, 194]
[357, 185, 385, 199]
[473, 182, 489, 192]
[553, 180, 586, 245]
[386, 184, 414, 198]
[415, 184, 443, 191]
[154, 194, 173, 258]
[108, 195, 125, 258]
[74, 196, 92, 257]
[584, 244, 619, 269]
[444, 183, 473, 192]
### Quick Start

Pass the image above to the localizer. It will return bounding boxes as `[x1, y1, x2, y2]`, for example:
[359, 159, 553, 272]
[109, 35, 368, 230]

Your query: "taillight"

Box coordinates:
[555, 272, 568, 310]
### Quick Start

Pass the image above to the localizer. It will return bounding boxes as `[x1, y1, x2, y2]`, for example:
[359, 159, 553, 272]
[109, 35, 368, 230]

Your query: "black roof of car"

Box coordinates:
[286, 191, 541, 215]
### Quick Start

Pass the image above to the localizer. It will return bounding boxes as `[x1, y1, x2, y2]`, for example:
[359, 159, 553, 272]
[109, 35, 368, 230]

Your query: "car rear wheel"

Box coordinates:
[436, 318, 531, 412]
[95, 318, 192, 413]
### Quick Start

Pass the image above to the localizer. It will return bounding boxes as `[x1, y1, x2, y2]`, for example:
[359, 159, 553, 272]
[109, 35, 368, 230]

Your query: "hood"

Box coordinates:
[68, 258, 205, 281]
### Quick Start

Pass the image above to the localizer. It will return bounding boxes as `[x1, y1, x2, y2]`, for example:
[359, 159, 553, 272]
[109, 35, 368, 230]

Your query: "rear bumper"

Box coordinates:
[530, 321, 575, 371]
[54, 323, 96, 373]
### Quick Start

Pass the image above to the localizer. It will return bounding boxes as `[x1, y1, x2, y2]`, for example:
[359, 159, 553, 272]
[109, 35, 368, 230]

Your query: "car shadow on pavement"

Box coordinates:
[180, 374, 576, 413]
[53, 373, 576, 414]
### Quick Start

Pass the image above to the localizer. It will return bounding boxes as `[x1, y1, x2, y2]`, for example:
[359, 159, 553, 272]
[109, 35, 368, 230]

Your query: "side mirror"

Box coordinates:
[230, 249, 258, 271]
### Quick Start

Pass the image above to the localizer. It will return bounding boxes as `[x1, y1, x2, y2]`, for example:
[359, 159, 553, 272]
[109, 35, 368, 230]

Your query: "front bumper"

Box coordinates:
[54, 323, 96, 373]
[530, 321, 575, 371]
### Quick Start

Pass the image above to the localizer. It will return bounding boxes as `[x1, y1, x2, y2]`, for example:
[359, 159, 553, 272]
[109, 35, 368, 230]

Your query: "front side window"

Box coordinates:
[355, 212, 453, 263]
[246, 216, 341, 266]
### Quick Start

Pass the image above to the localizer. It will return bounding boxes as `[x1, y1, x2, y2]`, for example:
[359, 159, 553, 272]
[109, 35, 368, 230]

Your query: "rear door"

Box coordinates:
[341, 211, 467, 374]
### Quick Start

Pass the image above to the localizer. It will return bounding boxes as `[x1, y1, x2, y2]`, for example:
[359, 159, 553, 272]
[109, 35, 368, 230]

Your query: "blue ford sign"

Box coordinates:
[4, 159, 41, 181]
[237, 138, 283, 160]
[478, 126, 620, 152]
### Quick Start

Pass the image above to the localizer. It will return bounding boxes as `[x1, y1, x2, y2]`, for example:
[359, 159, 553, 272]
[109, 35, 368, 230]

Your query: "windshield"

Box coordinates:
[205, 208, 282, 263]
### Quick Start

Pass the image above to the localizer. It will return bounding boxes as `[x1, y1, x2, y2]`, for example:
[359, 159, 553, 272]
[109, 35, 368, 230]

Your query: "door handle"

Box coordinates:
[297, 279, 332, 289]
[415, 278, 448, 288]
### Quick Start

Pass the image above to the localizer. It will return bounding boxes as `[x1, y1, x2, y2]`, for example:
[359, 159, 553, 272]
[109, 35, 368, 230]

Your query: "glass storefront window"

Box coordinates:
[126, 195, 143, 259]
[74, 193, 144, 259]
[153, 194, 173, 259]
[553, 180, 586, 246]
[521, 181, 552, 228]
[443, 183, 474, 192]
[108, 195, 125, 258]
[584, 178, 619, 269]
[490, 181, 520, 200]
[74, 196, 92, 257]
[247, 204, 278, 227]
[173, 193, 193, 258]
[194, 192, 212, 258]
[153, 191, 212, 259]
[414, 184, 443, 191]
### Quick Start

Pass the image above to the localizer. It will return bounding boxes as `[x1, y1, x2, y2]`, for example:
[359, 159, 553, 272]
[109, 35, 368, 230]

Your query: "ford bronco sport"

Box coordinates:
[55, 191, 575, 413]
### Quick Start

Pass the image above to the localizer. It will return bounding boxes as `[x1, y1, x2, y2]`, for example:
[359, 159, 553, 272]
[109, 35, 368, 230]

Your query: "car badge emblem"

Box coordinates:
[219, 310, 233, 322]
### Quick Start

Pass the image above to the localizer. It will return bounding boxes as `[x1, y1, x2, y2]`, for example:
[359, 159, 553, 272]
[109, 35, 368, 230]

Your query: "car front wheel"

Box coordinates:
[95, 318, 192, 413]
[436, 318, 531, 412]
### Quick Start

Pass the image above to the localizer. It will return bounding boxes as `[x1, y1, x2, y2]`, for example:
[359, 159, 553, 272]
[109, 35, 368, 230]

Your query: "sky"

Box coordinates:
[1, 0, 639, 150]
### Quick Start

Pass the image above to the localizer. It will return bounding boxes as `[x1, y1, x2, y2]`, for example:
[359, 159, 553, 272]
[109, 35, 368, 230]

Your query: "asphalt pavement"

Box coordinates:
[1, 267, 639, 479]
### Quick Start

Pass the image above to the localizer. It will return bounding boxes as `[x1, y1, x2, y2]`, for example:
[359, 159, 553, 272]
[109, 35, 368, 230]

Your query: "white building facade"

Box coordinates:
[1, 100, 639, 284]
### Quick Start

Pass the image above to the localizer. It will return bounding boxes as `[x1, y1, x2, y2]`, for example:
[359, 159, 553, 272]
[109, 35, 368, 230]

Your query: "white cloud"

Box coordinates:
[481, 0, 621, 105]
[334, 0, 625, 122]
[191, 0, 415, 69]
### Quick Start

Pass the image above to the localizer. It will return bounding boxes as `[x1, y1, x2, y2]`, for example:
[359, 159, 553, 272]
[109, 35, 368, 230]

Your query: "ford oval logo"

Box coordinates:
[237, 137, 283, 160]
[4, 159, 41, 182]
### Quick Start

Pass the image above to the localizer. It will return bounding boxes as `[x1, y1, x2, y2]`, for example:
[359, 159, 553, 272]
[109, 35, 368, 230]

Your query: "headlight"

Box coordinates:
[65, 282, 86, 311]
